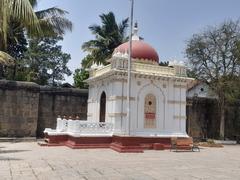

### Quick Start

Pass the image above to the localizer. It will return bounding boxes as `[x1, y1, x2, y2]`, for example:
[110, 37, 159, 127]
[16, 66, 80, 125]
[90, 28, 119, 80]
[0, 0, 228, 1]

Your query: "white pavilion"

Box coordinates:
[44, 24, 194, 152]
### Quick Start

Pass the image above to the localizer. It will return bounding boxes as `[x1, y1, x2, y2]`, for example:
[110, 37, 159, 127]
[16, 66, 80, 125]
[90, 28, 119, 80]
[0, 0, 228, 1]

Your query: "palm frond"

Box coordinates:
[29, 0, 38, 8]
[0, 51, 15, 65]
[35, 7, 72, 36]
[35, 7, 68, 19]
[118, 18, 129, 37]
[82, 11, 129, 65]
[11, 0, 41, 36]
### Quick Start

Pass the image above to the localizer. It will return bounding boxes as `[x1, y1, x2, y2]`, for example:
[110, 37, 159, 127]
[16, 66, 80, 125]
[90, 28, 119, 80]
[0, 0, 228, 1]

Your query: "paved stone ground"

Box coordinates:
[0, 142, 239, 180]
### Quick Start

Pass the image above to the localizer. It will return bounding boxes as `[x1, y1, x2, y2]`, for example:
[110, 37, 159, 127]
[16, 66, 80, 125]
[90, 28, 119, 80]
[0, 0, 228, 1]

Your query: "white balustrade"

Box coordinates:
[93, 64, 111, 77]
[56, 117, 62, 131]
[55, 117, 114, 135]
[91, 61, 177, 78]
[56, 117, 68, 132]
[132, 63, 175, 76]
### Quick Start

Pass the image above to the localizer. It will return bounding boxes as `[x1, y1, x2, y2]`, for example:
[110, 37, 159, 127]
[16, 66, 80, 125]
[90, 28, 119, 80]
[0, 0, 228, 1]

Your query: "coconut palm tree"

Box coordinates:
[30, 0, 72, 37]
[0, 0, 41, 66]
[0, 0, 72, 79]
[0, 0, 72, 65]
[82, 12, 129, 66]
[0, 0, 41, 51]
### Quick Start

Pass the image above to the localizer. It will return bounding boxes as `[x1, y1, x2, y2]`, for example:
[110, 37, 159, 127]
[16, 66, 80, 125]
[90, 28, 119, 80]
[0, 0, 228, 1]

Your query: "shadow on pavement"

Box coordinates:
[0, 149, 30, 154]
[0, 156, 22, 161]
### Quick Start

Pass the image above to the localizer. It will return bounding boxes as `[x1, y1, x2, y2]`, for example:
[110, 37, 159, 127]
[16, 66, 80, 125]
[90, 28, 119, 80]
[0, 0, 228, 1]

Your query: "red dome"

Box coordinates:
[114, 40, 159, 62]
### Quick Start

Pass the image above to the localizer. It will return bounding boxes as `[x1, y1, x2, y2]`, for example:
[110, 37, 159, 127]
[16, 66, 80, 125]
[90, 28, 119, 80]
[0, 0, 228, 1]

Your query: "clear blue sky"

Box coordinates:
[37, 0, 240, 84]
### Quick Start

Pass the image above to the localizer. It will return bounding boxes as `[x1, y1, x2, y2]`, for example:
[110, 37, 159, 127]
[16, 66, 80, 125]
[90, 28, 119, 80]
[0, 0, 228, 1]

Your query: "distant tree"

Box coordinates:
[73, 68, 89, 89]
[82, 12, 129, 66]
[186, 20, 240, 139]
[23, 36, 71, 85]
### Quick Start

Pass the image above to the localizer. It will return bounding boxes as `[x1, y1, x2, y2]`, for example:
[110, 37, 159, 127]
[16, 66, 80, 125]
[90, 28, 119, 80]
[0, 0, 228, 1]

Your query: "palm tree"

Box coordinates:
[30, 0, 72, 37]
[82, 12, 129, 66]
[0, 0, 72, 65]
[0, 0, 72, 79]
[0, 0, 41, 67]
[0, 0, 41, 51]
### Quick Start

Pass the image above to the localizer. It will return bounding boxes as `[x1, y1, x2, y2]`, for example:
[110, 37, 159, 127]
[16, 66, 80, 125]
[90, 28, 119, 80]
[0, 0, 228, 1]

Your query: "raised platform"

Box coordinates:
[42, 133, 172, 153]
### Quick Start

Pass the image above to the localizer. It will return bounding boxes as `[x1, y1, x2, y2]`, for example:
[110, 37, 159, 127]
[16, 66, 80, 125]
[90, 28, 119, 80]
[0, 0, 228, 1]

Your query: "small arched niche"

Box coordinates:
[144, 94, 156, 128]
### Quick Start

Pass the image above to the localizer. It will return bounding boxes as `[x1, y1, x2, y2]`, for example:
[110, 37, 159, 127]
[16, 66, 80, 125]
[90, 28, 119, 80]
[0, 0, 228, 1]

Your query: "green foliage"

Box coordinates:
[73, 55, 93, 88]
[33, 1, 72, 37]
[186, 20, 240, 138]
[22, 36, 71, 85]
[74, 12, 129, 88]
[0, 0, 41, 51]
[82, 12, 129, 66]
[81, 54, 95, 69]
[73, 68, 89, 89]
[0, 0, 72, 81]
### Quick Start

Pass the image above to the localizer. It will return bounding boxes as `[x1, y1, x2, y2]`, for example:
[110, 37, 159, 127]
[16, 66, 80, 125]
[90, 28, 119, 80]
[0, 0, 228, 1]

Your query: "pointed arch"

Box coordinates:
[99, 91, 106, 122]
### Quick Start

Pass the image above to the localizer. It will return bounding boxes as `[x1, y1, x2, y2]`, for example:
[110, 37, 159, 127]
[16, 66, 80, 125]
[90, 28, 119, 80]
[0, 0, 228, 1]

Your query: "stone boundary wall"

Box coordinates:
[186, 97, 240, 140]
[0, 80, 238, 139]
[0, 80, 88, 137]
[186, 98, 219, 139]
[37, 86, 88, 137]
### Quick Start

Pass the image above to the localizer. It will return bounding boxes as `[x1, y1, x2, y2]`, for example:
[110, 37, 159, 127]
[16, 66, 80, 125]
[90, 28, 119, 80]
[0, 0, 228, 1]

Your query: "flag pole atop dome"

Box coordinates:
[126, 0, 134, 135]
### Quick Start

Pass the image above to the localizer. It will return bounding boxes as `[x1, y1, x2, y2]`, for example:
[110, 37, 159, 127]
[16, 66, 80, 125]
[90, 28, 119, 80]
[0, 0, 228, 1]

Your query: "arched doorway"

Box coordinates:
[99, 92, 106, 122]
[144, 94, 156, 128]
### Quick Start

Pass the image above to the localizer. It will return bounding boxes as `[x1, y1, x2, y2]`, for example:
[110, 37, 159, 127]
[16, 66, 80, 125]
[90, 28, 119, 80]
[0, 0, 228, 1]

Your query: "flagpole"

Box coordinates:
[127, 0, 134, 135]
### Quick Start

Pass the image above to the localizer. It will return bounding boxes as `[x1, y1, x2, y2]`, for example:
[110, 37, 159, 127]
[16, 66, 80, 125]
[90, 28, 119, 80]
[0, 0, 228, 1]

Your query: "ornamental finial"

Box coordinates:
[132, 21, 140, 41]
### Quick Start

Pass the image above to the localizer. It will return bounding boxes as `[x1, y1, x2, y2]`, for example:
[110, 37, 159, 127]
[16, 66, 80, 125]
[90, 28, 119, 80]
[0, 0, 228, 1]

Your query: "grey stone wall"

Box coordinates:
[37, 87, 88, 137]
[186, 97, 240, 140]
[186, 98, 219, 139]
[0, 80, 88, 137]
[0, 81, 40, 137]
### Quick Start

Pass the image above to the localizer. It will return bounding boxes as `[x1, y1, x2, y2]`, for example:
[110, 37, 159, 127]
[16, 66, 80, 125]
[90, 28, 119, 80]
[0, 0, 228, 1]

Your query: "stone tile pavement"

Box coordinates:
[0, 142, 239, 180]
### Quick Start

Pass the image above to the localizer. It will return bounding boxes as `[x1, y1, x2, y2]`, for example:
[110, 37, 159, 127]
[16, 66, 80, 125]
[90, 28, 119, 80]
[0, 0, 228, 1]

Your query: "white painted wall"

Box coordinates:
[87, 73, 189, 137]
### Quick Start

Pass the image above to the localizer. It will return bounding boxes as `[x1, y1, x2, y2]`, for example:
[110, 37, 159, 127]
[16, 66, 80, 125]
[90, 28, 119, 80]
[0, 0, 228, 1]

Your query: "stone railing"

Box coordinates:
[132, 63, 175, 76]
[92, 65, 111, 77]
[56, 118, 114, 135]
[89, 61, 187, 78]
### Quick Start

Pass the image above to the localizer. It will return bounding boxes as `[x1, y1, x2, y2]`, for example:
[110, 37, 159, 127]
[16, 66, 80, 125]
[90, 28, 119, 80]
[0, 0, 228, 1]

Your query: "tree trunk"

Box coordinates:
[219, 101, 225, 139]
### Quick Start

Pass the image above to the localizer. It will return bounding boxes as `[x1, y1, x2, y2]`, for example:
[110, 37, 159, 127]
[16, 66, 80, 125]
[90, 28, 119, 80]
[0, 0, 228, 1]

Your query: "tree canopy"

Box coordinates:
[0, 0, 73, 84]
[186, 20, 240, 138]
[23, 36, 71, 86]
[0, 0, 72, 65]
[74, 12, 129, 88]
[82, 11, 129, 66]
